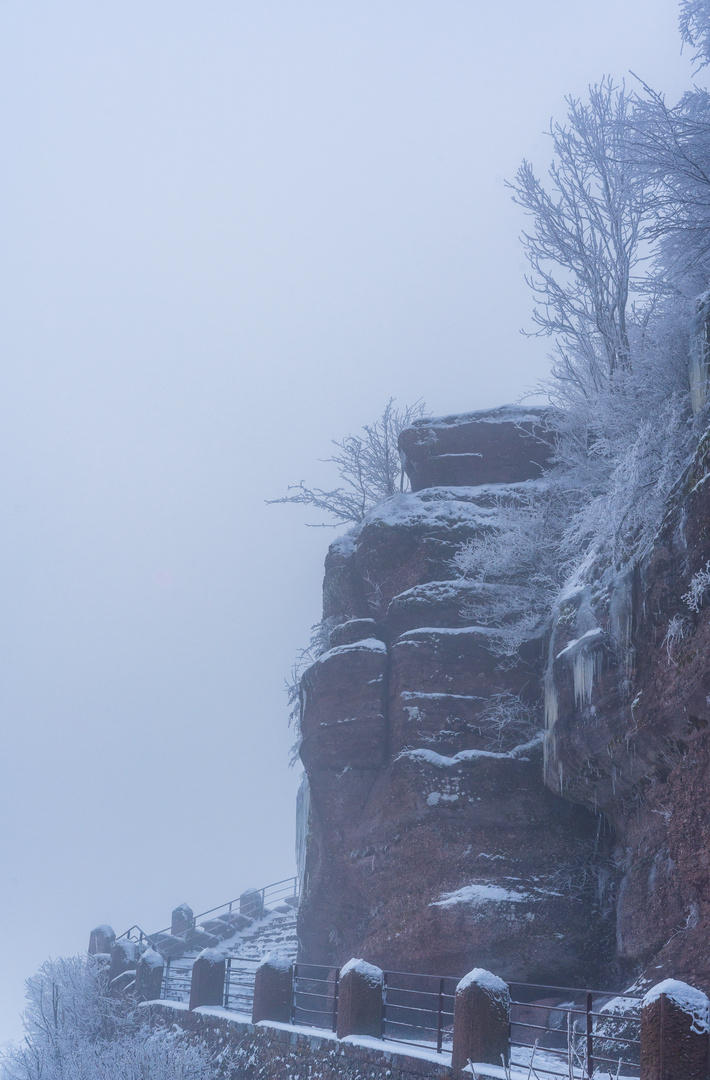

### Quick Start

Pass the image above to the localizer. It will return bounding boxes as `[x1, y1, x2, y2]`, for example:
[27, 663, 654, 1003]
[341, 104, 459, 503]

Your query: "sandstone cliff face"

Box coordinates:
[297, 408, 616, 986]
[545, 430, 710, 992]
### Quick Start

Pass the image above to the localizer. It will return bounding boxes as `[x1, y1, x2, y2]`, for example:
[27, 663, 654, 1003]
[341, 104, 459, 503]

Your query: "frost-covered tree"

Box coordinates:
[680, 0, 710, 69]
[269, 398, 426, 526]
[509, 78, 652, 392]
[508, 73, 699, 575]
[0, 955, 228, 1080]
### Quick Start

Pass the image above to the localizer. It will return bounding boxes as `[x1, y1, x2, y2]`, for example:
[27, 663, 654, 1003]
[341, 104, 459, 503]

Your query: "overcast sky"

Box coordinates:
[0, 0, 699, 1045]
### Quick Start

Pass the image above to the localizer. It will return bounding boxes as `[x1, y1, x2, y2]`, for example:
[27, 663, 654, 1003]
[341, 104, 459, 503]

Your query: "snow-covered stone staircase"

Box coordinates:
[158, 887, 299, 1008]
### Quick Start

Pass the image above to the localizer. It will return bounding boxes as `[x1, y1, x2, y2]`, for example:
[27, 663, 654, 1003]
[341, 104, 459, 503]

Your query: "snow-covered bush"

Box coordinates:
[452, 484, 566, 656]
[663, 613, 692, 664]
[683, 560, 710, 611]
[0, 954, 229, 1080]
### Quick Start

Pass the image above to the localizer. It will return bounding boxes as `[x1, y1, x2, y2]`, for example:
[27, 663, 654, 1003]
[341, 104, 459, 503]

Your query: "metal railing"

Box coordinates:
[291, 963, 339, 1032]
[509, 981, 642, 1079]
[381, 970, 456, 1053]
[161, 958, 194, 1004]
[224, 956, 260, 1015]
[117, 876, 299, 954]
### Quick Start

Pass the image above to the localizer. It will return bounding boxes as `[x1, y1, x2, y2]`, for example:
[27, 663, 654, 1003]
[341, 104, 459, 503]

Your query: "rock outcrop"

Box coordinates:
[297, 407, 616, 986]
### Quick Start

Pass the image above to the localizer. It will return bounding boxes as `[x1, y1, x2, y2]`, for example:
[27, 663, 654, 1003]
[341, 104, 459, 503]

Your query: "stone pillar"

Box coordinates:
[641, 979, 710, 1080]
[451, 968, 510, 1071]
[135, 947, 165, 1003]
[189, 949, 226, 1011]
[336, 958, 384, 1039]
[240, 888, 264, 919]
[88, 924, 115, 955]
[171, 903, 193, 936]
[109, 940, 138, 996]
[252, 955, 294, 1024]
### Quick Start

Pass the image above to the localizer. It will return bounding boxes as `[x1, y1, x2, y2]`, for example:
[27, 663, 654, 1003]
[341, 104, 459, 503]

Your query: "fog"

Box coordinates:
[0, 0, 695, 1044]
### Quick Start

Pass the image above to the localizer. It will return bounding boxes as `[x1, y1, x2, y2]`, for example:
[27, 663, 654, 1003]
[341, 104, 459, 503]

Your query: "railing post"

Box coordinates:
[586, 990, 594, 1078]
[240, 888, 263, 919]
[336, 959, 384, 1040]
[252, 955, 294, 1024]
[451, 968, 510, 1071]
[135, 948, 164, 1003]
[189, 949, 226, 1011]
[108, 939, 137, 997]
[171, 904, 193, 937]
[437, 977, 445, 1053]
[88, 925, 115, 956]
[381, 971, 387, 1040]
[640, 979, 710, 1080]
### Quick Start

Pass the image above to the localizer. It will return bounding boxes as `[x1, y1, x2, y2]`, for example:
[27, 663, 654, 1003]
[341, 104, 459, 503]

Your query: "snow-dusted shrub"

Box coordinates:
[452, 484, 566, 656]
[474, 692, 541, 752]
[683, 560, 710, 611]
[0, 954, 228, 1080]
[285, 615, 345, 759]
[663, 614, 692, 664]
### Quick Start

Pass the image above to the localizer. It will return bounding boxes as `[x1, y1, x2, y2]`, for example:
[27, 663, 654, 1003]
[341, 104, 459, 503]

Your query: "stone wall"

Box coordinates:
[147, 1003, 454, 1080]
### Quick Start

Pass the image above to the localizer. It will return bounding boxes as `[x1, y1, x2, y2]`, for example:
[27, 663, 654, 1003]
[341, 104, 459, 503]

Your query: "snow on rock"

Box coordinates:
[257, 951, 293, 972]
[643, 979, 710, 1034]
[140, 948, 164, 970]
[197, 948, 226, 965]
[399, 625, 500, 640]
[433, 884, 530, 908]
[409, 405, 550, 430]
[397, 733, 544, 770]
[456, 967, 509, 996]
[362, 491, 497, 533]
[340, 958, 384, 986]
[329, 528, 358, 557]
[313, 638, 388, 666]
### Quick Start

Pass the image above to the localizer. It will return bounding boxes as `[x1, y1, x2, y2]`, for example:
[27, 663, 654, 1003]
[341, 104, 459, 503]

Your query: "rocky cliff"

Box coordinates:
[545, 428, 710, 992]
[296, 407, 618, 987]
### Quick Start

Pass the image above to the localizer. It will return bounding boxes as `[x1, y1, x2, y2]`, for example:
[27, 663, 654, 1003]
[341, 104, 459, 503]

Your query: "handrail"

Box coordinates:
[116, 875, 299, 950]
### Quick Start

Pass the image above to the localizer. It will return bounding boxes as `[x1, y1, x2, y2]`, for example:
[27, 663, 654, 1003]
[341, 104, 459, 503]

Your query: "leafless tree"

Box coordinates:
[268, 398, 427, 526]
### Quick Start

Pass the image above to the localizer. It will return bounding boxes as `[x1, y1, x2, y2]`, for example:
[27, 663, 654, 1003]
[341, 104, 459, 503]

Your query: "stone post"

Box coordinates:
[109, 940, 138, 996]
[252, 954, 294, 1023]
[189, 949, 226, 1011]
[336, 958, 384, 1039]
[240, 888, 264, 919]
[88, 924, 115, 955]
[641, 979, 710, 1080]
[171, 903, 193, 936]
[135, 947, 165, 1003]
[451, 968, 510, 1071]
